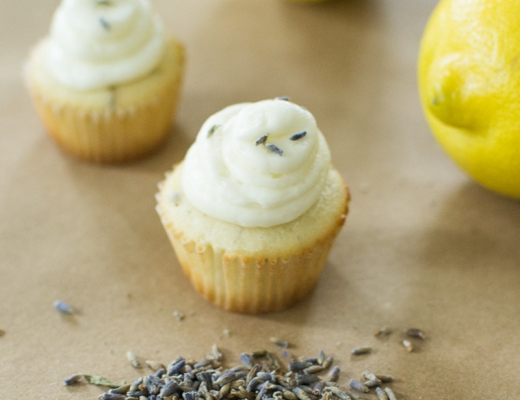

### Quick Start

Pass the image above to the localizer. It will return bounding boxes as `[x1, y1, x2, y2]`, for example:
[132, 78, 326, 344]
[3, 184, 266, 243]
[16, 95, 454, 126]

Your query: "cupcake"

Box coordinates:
[26, 0, 185, 164]
[156, 98, 350, 313]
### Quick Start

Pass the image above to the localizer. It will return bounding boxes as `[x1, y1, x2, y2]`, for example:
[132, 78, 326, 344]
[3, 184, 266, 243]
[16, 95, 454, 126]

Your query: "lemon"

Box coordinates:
[418, 0, 520, 199]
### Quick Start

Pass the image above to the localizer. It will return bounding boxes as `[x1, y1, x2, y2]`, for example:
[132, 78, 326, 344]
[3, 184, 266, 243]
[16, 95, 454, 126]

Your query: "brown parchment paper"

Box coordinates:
[1, 1, 520, 399]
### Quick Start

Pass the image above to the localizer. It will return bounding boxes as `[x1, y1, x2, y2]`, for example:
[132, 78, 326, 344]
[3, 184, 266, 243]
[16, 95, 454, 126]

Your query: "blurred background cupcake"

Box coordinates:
[26, 0, 185, 164]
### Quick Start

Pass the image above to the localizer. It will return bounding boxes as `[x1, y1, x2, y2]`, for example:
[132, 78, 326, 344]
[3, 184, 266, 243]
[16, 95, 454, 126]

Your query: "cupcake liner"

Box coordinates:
[31, 81, 181, 163]
[158, 216, 340, 314]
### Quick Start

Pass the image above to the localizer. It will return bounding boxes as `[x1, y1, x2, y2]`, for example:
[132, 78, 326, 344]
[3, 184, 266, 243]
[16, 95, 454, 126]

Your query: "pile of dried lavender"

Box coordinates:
[66, 345, 398, 400]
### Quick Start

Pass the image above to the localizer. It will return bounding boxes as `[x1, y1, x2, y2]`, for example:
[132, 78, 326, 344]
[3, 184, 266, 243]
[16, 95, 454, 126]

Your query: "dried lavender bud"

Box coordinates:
[193, 359, 211, 369]
[246, 377, 262, 392]
[196, 372, 213, 388]
[146, 374, 161, 395]
[145, 360, 165, 372]
[54, 300, 74, 315]
[295, 373, 319, 385]
[246, 364, 261, 384]
[251, 350, 267, 358]
[289, 131, 307, 141]
[168, 359, 186, 376]
[297, 385, 314, 395]
[265, 351, 280, 369]
[404, 328, 426, 340]
[129, 377, 143, 393]
[289, 361, 310, 372]
[207, 125, 220, 138]
[83, 375, 125, 388]
[375, 327, 392, 337]
[349, 379, 369, 393]
[108, 384, 131, 395]
[270, 337, 289, 348]
[255, 134, 269, 146]
[212, 344, 223, 361]
[266, 143, 283, 156]
[384, 387, 397, 400]
[326, 386, 352, 400]
[317, 350, 326, 365]
[276, 96, 290, 101]
[126, 351, 142, 369]
[303, 365, 323, 374]
[255, 382, 268, 400]
[325, 366, 340, 382]
[375, 387, 388, 400]
[160, 380, 181, 397]
[99, 17, 111, 30]
[346, 390, 367, 400]
[322, 356, 333, 369]
[351, 347, 372, 356]
[238, 386, 255, 400]
[240, 353, 254, 368]
[183, 390, 199, 400]
[313, 381, 324, 394]
[364, 379, 381, 388]
[292, 386, 310, 400]
[218, 383, 230, 398]
[63, 374, 83, 386]
[362, 371, 377, 381]
[215, 371, 243, 386]
[98, 394, 125, 400]
[375, 374, 394, 383]
[401, 340, 413, 352]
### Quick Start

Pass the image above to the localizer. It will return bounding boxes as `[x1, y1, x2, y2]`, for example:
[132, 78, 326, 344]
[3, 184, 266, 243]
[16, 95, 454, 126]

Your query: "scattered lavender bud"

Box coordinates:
[54, 300, 74, 315]
[289, 131, 307, 141]
[63, 374, 83, 386]
[126, 351, 142, 369]
[351, 347, 372, 356]
[404, 328, 426, 340]
[375, 387, 388, 400]
[349, 379, 369, 393]
[270, 337, 289, 348]
[375, 327, 392, 337]
[402, 340, 413, 352]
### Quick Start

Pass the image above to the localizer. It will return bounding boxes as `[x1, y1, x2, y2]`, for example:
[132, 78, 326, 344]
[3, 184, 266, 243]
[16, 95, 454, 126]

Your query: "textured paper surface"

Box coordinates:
[2, 1, 520, 398]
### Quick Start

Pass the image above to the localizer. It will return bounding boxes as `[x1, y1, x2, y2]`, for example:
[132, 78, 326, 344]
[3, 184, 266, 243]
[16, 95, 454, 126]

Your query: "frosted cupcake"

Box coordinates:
[156, 99, 350, 313]
[26, 0, 185, 163]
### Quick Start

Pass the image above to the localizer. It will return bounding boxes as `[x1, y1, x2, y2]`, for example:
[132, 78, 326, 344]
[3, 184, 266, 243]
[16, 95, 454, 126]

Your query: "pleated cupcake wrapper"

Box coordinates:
[30, 81, 181, 164]
[157, 205, 338, 314]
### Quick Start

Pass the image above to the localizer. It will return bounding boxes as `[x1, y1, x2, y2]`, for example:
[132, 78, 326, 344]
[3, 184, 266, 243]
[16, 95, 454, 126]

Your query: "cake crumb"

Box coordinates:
[173, 311, 184, 321]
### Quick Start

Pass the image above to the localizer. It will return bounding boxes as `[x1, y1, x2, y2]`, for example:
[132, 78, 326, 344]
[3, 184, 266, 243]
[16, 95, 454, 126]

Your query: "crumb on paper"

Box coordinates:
[173, 311, 184, 321]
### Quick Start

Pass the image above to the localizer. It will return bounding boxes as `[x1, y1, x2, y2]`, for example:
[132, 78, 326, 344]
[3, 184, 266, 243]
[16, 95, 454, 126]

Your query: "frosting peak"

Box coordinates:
[182, 99, 332, 228]
[45, 0, 165, 90]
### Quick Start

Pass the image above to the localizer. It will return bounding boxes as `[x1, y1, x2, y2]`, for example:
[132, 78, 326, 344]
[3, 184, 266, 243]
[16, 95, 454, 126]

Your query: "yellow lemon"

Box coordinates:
[418, 0, 520, 199]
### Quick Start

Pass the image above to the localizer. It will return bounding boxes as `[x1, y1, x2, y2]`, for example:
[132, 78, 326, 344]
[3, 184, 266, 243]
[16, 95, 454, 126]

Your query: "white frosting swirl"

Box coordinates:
[45, 0, 165, 90]
[182, 99, 332, 228]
